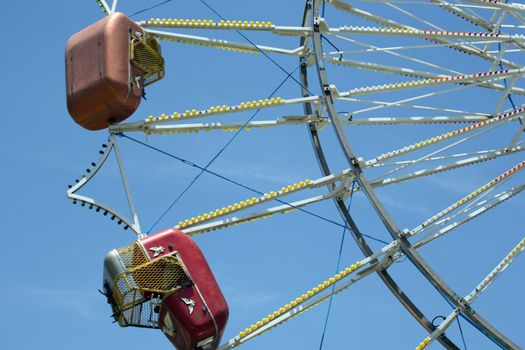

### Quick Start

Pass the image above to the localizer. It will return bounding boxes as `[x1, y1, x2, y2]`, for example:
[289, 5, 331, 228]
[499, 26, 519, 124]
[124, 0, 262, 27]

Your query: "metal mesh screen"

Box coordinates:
[131, 34, 165, 86]
[111, 242, 191, 328]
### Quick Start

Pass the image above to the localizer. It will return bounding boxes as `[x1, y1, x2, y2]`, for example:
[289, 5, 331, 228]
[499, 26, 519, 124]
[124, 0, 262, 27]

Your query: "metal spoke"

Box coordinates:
[328, 57, 525, 96]
[414, 235, 525, 349]
[367, 105, 525, 166]
[147, 29, 306, 56]
[414, 185, 525, 248]
[370, 146, 525, 188]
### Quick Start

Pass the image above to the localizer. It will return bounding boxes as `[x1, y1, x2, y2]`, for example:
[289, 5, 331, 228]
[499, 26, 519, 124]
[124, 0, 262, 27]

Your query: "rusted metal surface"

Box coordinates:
[66, 13, 144, 130]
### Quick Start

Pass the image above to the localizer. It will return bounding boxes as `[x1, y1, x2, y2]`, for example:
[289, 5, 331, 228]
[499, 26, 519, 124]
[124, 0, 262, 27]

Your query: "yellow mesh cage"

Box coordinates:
[110, 242, 191, 328]
[131, 33, 165, 86]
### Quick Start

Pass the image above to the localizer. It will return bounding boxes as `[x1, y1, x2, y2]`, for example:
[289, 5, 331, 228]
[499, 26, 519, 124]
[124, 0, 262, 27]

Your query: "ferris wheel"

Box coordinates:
[65, 0, 525, 349]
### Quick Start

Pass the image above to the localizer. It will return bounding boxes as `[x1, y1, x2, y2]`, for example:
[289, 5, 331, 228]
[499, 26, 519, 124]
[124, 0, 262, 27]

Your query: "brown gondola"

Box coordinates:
[65, 12, 164, 130]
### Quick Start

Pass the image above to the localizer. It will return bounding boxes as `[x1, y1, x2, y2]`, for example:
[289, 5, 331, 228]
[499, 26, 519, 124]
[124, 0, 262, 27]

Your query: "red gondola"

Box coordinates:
[103, 228, 229, 350]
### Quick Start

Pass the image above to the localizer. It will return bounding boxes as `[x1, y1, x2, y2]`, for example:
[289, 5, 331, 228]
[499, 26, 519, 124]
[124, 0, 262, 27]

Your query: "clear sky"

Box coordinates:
[1, 0, 524, 349]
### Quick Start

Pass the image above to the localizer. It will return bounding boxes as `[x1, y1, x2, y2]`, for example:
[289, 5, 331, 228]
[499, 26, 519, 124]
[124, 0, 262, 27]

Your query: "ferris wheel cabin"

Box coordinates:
[102, 228, 229, 350]
[65, 12, 164, 130]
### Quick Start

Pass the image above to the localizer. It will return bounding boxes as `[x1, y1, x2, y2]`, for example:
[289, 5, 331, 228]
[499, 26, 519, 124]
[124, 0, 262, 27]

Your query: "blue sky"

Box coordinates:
[1, 0, 524, 349]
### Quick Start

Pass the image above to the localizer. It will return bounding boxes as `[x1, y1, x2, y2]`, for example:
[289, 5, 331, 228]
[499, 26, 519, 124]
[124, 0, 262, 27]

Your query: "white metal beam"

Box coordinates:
[146, 29, 306, 56]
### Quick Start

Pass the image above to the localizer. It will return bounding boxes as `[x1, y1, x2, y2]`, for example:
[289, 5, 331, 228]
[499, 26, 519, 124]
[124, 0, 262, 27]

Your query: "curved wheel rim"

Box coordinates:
[306, 0, 521, 348]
